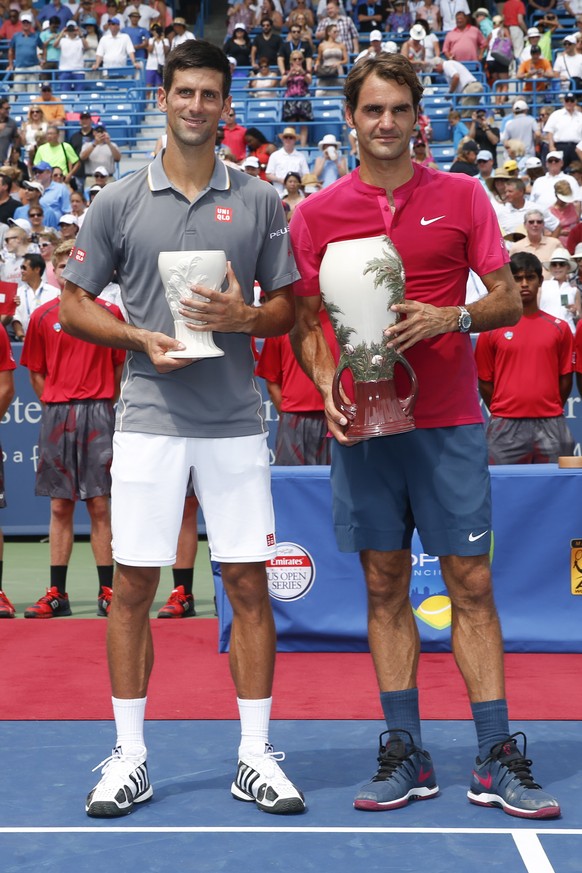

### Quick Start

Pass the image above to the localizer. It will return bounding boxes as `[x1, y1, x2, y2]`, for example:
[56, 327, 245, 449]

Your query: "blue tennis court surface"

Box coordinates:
[1, 720, 580, 872]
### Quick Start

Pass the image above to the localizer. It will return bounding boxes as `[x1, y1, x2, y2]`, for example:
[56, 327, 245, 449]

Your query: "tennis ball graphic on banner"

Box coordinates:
[411, 532, 494, 631]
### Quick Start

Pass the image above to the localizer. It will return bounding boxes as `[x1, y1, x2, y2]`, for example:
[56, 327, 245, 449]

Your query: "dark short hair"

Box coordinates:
[23, 253, 46, 275]
[163, 40, 231, 99]
[0, 173, 12, 191]
[344, 53, 424, 115]
[510, 251, 543, 281]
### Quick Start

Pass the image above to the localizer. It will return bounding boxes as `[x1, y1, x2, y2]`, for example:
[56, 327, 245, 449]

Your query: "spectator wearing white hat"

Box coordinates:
[242, 155, 261, 177]
[531, 150, 582, 209]
[265, 126, 310, 196]
[400, 23, 431, 75]
[502, 99, 538, 157]
[312, 133, 347, 187]
[540, 246, 580, 333]
[473, 7, 493, 38]
[58, 213, 79, 241]
[14, 180, 60, 230]
[475, 149, 494, 191]
[223, 22, 252, 67]
[520, 26, 541, 63]
[544, 95, 582, 169]
[548, 179, 580, 247]
[170, 17, 196, 50]
[553, 35, 582, 91]
[354, 28, 383, 64]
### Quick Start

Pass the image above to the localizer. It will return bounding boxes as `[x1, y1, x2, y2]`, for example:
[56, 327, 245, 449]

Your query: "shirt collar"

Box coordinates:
[147, 151, 230, 193]
[350, 162, 423, 205]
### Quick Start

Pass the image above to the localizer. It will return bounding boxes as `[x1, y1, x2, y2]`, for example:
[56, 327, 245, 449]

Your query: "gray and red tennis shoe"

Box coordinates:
[354, 730, 439, 810]
[354, 728, 560, 818]
[468, 732, 561, 819]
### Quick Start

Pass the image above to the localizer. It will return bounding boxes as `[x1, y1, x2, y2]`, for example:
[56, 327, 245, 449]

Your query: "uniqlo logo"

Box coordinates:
[73, 247, 86, 263]
[266, 533, 275, 547]
[215, 206, 232, 222]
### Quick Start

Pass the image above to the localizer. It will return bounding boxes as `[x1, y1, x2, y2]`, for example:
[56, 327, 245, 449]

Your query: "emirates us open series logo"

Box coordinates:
[266, 542, 315, 602]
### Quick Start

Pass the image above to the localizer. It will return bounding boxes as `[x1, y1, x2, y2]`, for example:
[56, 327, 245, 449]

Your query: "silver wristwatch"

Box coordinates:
[457, 306, 472, 333]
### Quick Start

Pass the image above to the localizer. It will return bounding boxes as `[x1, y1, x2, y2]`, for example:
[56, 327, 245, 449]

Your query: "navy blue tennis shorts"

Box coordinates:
[331, 424, 492, 557]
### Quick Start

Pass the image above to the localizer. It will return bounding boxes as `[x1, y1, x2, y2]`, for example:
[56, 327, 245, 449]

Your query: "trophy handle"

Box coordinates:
[332, 361, 357, 421]
[395, 353, 418, 418]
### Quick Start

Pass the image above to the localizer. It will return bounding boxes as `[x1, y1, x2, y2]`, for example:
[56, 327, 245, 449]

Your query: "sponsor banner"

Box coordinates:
[215, 466, 582, 653]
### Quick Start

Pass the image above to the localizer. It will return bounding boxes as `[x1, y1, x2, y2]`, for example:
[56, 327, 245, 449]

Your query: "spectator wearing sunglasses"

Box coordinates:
[13, 179, 60, 229]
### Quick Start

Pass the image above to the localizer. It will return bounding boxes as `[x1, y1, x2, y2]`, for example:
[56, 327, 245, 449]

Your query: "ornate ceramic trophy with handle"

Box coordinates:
[158, 250, 227, 359]
[319, 235, 418, 438]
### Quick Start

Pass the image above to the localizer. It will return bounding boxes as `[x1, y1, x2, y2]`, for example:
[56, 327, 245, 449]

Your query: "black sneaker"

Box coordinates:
[354, 729, 439, 811]
[468, 732, 560, 819]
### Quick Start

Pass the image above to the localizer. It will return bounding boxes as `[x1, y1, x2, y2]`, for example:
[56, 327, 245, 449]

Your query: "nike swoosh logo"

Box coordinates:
[468, 530, 489, 542]
[473, 771, 493, 790]
[418, 767, 433, 783]
[420, 215, 445, 226]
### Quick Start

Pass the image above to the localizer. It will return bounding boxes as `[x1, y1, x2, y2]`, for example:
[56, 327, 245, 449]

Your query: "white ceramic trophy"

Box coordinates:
[158, 250, 227, 359]
[319, 235, 418, 438]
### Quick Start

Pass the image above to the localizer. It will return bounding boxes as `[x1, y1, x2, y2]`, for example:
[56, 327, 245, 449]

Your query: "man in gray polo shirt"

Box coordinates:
[60, 41, 305, 819]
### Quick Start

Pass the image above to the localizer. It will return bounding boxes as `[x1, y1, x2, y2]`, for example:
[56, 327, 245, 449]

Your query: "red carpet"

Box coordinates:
[1, 619, 579, 721]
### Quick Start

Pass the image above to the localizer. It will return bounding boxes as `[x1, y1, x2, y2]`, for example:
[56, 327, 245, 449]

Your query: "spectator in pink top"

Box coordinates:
[443, 11, 487, 62]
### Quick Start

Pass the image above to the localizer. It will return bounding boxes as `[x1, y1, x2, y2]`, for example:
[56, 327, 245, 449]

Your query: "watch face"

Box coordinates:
[461, 313, 471, 331]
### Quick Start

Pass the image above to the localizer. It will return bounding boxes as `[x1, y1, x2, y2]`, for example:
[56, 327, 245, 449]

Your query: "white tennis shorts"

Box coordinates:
[111, 431, 276, 566]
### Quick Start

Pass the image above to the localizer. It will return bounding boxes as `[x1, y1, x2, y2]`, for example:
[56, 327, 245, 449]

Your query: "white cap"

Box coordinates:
[318, 133, 340, 149]
[382, 40, 398, 54]
[513, 99, 529, 112]
[547, 150, 564, 161]
[476, 150, 493, 161]
[369, 29, 382, 41]
[527, 26, 540, 37]
[7, 217, 32, 233]
[58, 214, 79, 226]
[564, 34, 578, 44]
[20, 12, 33, 22]
[243, 156, 260, 168]
[524, 156, 542, 169]
[93, 166, 109, 177]
[410, 23, 427, 40]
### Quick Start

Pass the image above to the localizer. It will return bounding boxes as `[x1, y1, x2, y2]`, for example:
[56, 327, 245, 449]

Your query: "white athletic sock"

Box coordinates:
[237, 697, 272, 758]
[112, 696, 147, 760]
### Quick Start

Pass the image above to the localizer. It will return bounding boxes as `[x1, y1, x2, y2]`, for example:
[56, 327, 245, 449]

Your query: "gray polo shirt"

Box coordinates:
[62, 153, 299, 438]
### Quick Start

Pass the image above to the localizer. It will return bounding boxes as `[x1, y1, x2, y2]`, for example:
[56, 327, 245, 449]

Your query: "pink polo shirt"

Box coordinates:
[443, 26, 486, 62]
[290, 163, 509, 429]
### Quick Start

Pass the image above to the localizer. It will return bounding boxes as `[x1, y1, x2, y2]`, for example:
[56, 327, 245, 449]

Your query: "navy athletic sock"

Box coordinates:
[380, 688, 422, 750]
[97, 565, 114, 593]
[50, 565, 68, 595]
[172, 568, 194, 597]
[471, 699, 510, 761]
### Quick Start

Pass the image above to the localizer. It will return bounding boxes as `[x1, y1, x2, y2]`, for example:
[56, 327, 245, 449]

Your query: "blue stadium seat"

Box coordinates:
[246, 99, 281, 141]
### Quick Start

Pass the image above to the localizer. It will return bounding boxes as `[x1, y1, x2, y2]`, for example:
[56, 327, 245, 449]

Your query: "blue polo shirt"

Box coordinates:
[40, 181, 71, 221]
[37, 3, 73, 27]
[123, 25, 150, 60]
[10, 32, 42, 68]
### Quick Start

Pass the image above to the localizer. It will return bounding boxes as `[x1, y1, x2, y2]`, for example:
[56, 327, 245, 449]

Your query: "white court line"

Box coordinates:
[0, 827, 581, 835]
[513, 831, 556, 873]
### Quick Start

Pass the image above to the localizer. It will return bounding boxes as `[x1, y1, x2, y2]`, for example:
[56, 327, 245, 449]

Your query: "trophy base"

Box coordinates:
[345, 379, 416, 439]
[166, 322, 225, 360]
[165, 348, 225, 359]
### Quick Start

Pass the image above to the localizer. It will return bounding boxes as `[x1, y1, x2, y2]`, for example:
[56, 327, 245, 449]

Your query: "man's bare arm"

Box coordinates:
[384, 264, 522, 353]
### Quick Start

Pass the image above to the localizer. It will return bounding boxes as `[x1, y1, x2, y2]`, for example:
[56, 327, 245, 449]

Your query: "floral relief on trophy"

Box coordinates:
[319, 234, 418, 438]
[322, 236, 406, 382]
[158, 250, 227, 360]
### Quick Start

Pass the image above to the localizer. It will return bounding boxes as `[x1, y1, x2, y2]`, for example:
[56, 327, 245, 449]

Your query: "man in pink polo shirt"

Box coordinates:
[290, 53, 561, 820]
[443, 11, 487, 62]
